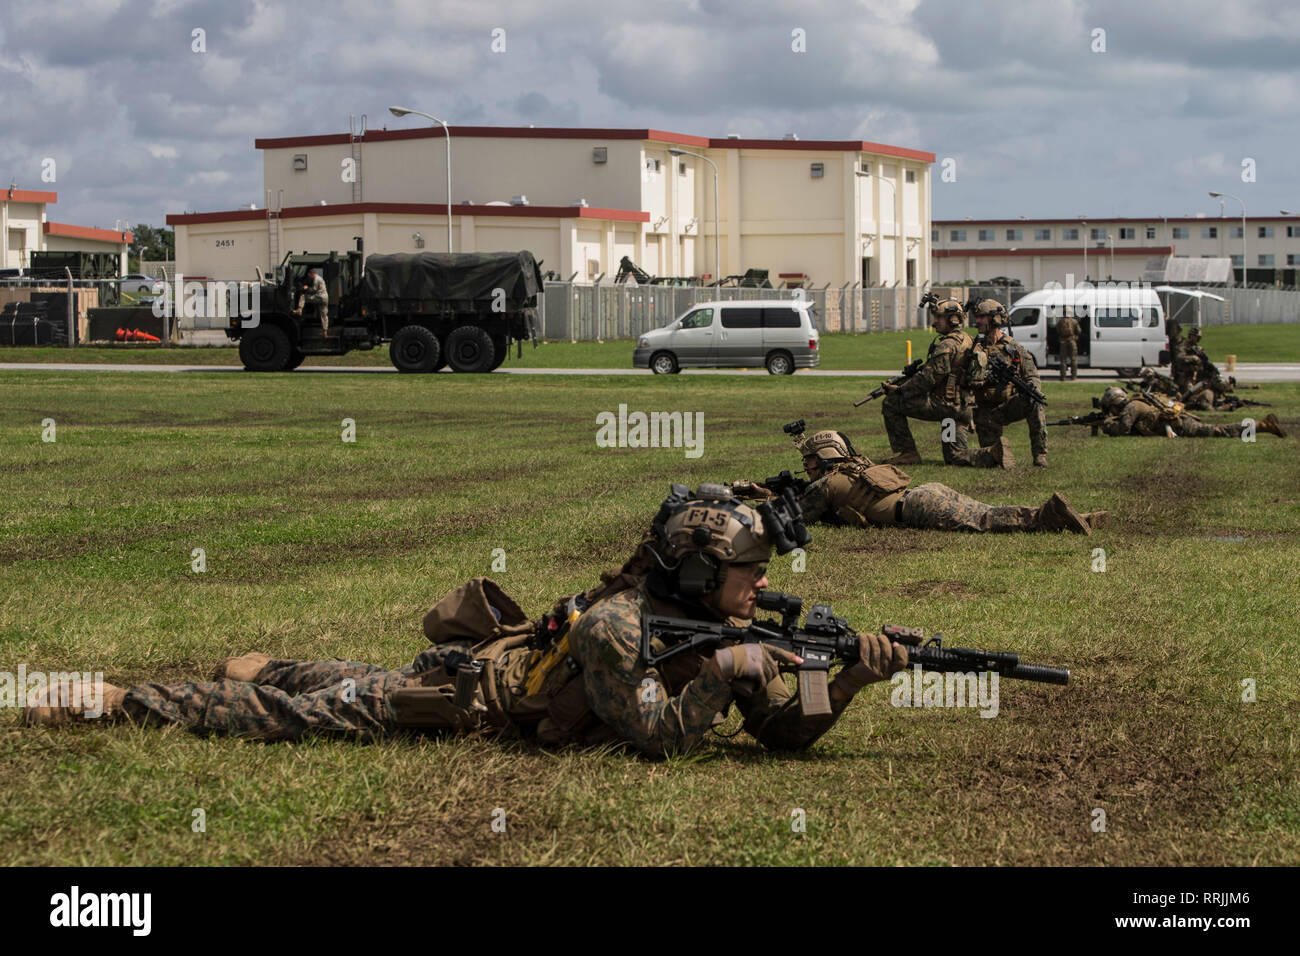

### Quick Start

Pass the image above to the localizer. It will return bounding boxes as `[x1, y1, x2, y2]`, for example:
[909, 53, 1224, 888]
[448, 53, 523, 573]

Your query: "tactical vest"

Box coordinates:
[929, 330, 972, 405]
[821, 458, 912, 527]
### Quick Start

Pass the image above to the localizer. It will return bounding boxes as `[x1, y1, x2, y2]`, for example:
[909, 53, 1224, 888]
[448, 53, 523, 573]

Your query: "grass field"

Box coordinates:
[1, 368, 1298, 865]
[2, 322, 1298, 369]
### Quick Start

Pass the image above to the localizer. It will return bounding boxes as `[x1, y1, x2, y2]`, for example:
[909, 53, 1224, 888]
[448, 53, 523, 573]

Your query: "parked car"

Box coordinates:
[117, 274, 165, 294]
[633, 299, 820, 375]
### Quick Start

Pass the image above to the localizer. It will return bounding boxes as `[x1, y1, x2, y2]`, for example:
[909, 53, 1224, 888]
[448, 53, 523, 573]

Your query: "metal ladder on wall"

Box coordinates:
[266, 188, 282, 275]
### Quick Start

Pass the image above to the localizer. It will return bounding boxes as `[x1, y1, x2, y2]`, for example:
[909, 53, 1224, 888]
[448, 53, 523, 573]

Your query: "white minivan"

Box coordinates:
[1005, 286, 1166, 374]
[632, 299, 821, 375]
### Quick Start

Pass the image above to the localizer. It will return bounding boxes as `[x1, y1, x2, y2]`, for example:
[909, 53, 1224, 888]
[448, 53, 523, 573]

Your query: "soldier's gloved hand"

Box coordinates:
[837, 633, 907, 693]
[712, 643, 802, 685]
[882, 382, 902, 393]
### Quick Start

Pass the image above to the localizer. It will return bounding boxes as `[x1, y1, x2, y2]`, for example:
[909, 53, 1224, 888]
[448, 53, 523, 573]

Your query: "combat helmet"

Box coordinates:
[928, 297, 964, 323]
[798, 429, 858, 463]
[649, 483, 808, 597]
[1100, 386, 1128, 411]
[971, 298, 1008, 327]
[1188, 326, 1202, 340]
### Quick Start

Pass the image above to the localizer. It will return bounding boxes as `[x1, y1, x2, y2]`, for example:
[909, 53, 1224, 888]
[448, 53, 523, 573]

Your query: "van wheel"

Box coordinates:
[766, 351, 795, 375]
[390, 325, 440, 373]
[446, 325, 496, 373]
[1116, 367, 1142, 378]
[239, 326, 291, 371]
[651, 351, 679, 375]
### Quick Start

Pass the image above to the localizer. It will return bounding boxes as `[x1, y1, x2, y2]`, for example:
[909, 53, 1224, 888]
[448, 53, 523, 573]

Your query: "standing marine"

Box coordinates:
[1055, 307, 1082, 381]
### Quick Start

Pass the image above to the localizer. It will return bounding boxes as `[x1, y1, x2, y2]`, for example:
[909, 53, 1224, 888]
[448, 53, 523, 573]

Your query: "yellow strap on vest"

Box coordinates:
[523, 606, 582, 696]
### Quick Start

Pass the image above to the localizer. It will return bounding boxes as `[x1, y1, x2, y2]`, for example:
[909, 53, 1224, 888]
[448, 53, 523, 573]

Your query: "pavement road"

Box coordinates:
[1, 362, 1297, 382]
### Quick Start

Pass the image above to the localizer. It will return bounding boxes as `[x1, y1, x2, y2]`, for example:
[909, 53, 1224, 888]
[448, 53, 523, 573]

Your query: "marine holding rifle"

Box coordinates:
[874, 294, 974, 466]
[733, 423, 1108, 534]
[954, 298, 1051, 469]
[24, 485, 910, 757]
[1088, 387, 1286, 439]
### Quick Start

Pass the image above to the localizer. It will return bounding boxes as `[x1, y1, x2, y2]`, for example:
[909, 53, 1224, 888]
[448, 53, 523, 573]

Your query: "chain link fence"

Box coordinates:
[539, 282, 935, 340]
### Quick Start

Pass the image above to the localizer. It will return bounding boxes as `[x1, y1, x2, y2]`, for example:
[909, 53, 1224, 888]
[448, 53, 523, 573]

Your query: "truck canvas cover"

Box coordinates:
[362, 251, 543, 308]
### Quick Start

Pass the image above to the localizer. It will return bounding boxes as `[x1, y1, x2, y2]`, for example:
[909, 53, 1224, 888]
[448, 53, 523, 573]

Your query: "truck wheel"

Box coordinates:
[446, 325, 496, 373]
[390, 325, 441, 373]
[489, 333, 508, 370]
[239, 326, 292, 371]
[765, 351, 795, 375]
[650, 351, 679, 375]
[286, 348, 306, 370]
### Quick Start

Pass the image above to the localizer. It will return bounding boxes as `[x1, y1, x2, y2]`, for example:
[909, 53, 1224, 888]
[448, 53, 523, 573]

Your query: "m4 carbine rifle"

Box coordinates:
[984, 348, 1047, 406]
[641, 591, 1069, 719]
[1047, 396, 1107, 435]
[854, 359, 924, 407]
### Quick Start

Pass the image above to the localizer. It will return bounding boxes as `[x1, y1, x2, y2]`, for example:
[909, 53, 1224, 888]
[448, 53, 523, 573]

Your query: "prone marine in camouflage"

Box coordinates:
[952, 299, 1050, 468]
[1093, 387, 1287, 439]
[878, 296, 973, 466]
[732, 427, 1107, 534]
[24, 486, 908, 757]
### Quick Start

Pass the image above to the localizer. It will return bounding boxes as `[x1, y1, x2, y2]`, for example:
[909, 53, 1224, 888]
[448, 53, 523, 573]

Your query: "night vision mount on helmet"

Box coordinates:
[648, 483, 811, 598]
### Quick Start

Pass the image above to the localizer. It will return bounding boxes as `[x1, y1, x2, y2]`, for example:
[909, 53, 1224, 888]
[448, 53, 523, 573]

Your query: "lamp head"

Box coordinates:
[389, 106, 411, 117]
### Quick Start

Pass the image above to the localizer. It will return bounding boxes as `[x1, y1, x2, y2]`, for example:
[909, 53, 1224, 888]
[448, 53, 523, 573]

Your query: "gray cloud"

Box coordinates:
[2, 0, 1295, 231]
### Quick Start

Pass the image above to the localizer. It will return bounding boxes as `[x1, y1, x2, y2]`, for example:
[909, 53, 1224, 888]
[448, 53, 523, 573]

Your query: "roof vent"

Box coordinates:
[569, 199, 589, 207]
[783, 133, 799, 141]
[726, 134, 740, 139]
[510, 195, 529, 206]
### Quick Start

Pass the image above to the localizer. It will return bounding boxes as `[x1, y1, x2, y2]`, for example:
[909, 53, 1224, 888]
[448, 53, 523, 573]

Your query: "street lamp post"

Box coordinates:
[1209, 191, 1246, 287]
[389, 106, 453, 252]
[669, 148, 719, 286]
[1106, 234, 1115, 279]
[855, 169, 896, 283]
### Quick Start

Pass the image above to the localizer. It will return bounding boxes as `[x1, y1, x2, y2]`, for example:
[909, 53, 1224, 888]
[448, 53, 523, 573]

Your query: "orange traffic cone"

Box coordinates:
[134, 329, 161, 343]
[115, 328, 128, 341]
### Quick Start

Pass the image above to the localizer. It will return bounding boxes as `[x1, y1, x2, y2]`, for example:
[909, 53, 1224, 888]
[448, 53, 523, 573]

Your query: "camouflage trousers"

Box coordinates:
[1058, 340, 1078, 380]
[1174, 418, 1244, 438]
[897, 481, 1040, 533]
[973, 396, 1049, 458]
[881, 392, 971, 464]
[118, 647, 466, 742]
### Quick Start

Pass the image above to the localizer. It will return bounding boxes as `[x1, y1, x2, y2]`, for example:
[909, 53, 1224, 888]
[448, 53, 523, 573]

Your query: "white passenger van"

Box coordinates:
[1005, 285, 1167, 374]
[632, 299, 820, 375]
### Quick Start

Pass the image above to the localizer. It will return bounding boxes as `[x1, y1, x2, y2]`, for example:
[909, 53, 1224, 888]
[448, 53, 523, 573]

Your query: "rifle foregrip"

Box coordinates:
[798, 670, 833, 718]
[1005, 662, 1070, 685]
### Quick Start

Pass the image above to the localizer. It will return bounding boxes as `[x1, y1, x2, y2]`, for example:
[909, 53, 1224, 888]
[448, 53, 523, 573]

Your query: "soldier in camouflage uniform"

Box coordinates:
[1095, 386, 1287, 439]
[1171, 326, 1202, 392]
[25, 486, 908, 757]
[955, 299, 1050, 468]
[1056, 308, 1081, 381]
[879, 296, 973, 466]
[733, 428, 1107, 534]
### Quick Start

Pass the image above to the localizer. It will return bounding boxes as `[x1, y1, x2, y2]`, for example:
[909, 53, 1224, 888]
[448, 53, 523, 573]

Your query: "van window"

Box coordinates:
[721, 307, 763, 329]
[1008, 307, 1039, 327]
[679, 308, 714, 330]
[1095, 308, 1139, 328]
[1142, 307, 1160, 327]
[763, 307, 803, 329]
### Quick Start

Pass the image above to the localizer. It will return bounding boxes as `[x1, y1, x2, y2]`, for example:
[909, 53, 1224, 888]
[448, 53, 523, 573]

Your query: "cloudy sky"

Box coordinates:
[3, 0, 1297, 233]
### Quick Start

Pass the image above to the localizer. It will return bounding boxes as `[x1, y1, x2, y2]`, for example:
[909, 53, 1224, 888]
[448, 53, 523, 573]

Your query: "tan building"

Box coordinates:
[1, 188, 132, 271]
[932, 214, 1300, 287]
[168, 126, 935, 287]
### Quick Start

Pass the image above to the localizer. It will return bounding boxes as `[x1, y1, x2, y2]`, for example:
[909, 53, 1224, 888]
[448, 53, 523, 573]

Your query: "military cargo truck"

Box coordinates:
[226, 247, 542, 372]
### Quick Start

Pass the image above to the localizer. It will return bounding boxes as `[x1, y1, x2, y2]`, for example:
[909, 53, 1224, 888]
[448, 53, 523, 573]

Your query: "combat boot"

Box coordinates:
[23, 682, 127, 726]
[1033, 454, 1048, 468]
[210, 652, 273, 683]
[882, 450, 922, 466]
[1035, 492, 1090, 535]
[1083, 510, 1110, 531]
[1258, 414, 1287, 438]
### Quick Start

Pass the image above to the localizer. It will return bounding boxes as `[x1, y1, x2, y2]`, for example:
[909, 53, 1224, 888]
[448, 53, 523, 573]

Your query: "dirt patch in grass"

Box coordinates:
[885, 579, 974, 600]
